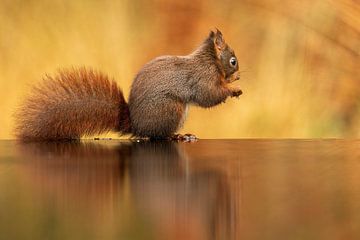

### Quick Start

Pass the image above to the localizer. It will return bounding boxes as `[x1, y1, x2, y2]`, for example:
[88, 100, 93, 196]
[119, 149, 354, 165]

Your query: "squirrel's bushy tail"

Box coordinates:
[15, 67, 130, 141]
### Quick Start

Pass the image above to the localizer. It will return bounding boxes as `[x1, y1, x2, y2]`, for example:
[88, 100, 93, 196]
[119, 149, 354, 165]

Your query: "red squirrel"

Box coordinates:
[15, 29, 242, 141]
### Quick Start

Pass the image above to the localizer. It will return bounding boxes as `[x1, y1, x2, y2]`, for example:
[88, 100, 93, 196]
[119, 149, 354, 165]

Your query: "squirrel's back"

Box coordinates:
[15, 67, 130, 141]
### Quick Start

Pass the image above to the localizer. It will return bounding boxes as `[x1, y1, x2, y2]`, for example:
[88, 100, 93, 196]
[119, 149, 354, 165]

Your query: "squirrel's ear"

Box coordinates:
[213, 28, 225, 51]
[209, 30, 216, 39]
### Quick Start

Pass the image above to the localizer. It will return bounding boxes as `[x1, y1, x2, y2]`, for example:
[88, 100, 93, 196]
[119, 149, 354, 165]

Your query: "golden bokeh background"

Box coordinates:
[0, 0, 359, 139]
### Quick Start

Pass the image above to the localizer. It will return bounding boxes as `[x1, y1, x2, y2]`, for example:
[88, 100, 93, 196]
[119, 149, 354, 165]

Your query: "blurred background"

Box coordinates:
[0, 0, 359, 139]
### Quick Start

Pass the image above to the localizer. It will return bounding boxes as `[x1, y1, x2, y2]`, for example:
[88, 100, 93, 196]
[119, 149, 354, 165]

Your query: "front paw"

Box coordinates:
[231, 88, 243, 97]
[226, 72, 240, 83]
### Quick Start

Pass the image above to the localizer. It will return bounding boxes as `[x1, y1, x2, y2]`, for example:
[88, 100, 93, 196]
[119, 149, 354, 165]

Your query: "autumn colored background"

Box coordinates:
[0, 0, 359, 139]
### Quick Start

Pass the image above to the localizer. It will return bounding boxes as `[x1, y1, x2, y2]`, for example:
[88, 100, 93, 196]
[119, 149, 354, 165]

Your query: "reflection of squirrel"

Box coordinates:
[15, 29, 242, 141]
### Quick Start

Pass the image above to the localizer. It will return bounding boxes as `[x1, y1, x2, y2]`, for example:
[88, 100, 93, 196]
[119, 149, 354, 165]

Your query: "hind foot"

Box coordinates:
[171, 133, 198, 142]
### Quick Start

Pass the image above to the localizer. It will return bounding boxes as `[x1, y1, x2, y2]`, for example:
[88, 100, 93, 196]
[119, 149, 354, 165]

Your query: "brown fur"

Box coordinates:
[128, 29, 241, 138]
[15, 29, 241, 140]
[15, 67, 130, 141]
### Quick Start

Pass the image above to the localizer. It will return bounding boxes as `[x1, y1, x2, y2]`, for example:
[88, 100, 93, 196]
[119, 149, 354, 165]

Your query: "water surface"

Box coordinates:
[0, 140, 359, 240]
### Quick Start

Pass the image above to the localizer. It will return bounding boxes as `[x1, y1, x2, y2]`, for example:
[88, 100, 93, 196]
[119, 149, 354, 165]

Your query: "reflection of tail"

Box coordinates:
[14, 67, 131, 141]
[16, 141, 129, 206]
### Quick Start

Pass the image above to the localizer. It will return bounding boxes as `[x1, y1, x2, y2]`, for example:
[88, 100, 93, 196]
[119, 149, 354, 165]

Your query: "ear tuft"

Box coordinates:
[213, 28, 225, 50]
[215, 28, 223, 37]
[209, 30, 215, 39]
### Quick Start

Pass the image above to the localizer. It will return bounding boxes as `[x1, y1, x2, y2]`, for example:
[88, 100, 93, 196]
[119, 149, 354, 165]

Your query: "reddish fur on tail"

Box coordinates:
[15, 67, 130, 141]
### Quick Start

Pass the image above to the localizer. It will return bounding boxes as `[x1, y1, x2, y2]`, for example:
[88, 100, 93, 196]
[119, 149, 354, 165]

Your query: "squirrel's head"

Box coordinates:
[209, 29, 239, 79]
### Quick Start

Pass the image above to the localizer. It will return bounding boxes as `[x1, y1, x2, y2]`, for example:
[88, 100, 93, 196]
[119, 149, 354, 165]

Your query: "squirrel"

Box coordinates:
[15, 29, 242, 141]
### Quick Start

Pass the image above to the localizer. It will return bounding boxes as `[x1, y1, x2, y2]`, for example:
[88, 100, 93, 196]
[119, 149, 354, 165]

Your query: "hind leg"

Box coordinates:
[130, 99, 187, 139]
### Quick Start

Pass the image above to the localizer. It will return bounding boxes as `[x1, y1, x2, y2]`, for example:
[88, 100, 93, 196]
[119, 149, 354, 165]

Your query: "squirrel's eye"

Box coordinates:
[230, 57, 237, 67]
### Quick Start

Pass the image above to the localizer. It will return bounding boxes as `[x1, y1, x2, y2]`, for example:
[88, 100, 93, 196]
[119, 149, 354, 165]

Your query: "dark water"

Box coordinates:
[0, 140, 360, 240]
